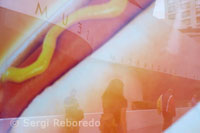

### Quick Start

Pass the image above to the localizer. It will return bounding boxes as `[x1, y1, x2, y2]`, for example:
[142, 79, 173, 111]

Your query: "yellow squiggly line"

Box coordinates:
[1, 0, 128, 83]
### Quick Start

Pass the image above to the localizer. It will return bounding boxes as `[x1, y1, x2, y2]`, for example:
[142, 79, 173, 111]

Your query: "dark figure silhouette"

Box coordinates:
[157, 88, 176, 131]
[65, 90, 84, 133]
[100, 79, 127, 133]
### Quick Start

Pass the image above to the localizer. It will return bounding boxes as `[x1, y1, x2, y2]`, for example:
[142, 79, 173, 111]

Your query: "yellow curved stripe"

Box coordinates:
[1, 0, 128, 83]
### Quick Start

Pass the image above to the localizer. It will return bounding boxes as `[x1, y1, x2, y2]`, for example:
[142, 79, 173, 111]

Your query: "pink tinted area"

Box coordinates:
[69, 0, 154, 50]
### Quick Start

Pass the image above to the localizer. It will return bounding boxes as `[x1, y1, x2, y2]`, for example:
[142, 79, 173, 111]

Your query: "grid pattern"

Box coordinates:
[165, 0, 200, 29]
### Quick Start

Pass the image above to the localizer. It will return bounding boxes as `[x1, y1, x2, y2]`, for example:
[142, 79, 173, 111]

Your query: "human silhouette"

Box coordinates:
[157, 88, 176, 131]
[100, 79, 127, 133]
[65, 89, 84, 133]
